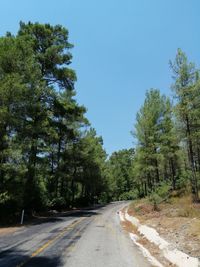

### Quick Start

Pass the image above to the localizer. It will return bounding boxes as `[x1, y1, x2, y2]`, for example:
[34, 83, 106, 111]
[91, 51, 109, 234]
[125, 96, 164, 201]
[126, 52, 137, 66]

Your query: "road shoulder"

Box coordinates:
[119, 200, 200, 267]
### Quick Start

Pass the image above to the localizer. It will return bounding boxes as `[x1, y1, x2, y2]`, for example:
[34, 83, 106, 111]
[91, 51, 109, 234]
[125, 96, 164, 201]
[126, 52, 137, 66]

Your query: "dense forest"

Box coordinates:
[0, 22, 199, 223]
[109, 48, 200, 206]
[0, 22, 109, 222]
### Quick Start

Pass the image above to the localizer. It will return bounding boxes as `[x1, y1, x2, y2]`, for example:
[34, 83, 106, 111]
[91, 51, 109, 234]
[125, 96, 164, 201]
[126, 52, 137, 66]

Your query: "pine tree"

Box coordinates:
[170, 49, 200, 201]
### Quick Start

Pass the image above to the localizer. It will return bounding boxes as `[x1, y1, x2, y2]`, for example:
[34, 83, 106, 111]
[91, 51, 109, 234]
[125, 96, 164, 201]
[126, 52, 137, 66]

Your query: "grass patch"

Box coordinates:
[170, 195, 200, 218]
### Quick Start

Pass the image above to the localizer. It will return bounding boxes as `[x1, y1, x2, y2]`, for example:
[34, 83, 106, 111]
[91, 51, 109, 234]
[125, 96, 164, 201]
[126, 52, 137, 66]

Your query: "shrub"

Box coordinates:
[149, 182, 171, 210]
[119, 191, 138, 201]
[50, 197, 66, 211]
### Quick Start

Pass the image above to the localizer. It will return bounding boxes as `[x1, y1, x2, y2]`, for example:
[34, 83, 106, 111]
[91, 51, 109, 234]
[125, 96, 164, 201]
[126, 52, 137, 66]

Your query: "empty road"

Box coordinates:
[0, 202, 150, 267]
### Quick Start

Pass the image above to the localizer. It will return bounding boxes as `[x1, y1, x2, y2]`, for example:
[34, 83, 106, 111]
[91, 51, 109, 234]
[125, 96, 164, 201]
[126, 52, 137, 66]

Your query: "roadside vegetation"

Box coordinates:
[126, 194, 200, 258]
[0, 21, 200, 225]
[0, 22, 109, 223]
[109, 49, 200, 209]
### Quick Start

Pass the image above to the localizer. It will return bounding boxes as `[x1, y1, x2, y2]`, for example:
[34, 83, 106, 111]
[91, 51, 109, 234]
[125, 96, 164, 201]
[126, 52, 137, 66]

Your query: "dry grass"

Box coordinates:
[128, 194, 200, 258]
[121, 220, 137, 233]
[130, 194, 200, 219]
[170, 195, 200, 219]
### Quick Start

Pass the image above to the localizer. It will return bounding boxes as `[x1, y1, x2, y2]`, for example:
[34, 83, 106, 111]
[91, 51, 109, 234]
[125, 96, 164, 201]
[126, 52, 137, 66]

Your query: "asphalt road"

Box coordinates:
[0, 202, 150, 267]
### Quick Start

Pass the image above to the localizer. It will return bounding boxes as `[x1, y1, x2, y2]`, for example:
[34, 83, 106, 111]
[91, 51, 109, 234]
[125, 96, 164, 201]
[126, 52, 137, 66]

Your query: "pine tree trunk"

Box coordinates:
[186, 116, 199, 202]
[170, 158, 176, 190]
[71, 166, 77, 205]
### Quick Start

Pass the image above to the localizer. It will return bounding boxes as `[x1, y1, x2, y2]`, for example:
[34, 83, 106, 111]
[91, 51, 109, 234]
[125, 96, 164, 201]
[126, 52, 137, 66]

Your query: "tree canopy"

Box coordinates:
[0, 22, 108, 223]
[0, 22, 199, 223]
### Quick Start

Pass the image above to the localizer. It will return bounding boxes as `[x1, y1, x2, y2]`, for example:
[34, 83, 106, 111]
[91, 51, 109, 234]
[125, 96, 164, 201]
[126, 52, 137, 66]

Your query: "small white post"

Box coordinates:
[20, 209, 24, 225]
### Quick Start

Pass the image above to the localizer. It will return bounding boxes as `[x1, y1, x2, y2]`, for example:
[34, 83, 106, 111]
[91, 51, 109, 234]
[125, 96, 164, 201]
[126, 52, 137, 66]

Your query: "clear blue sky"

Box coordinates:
[0, 1, 199, 155]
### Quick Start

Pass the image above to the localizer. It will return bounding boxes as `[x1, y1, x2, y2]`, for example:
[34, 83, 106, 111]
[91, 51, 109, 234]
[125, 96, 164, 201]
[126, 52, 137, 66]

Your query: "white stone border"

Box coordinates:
[120, 208, 199, 267]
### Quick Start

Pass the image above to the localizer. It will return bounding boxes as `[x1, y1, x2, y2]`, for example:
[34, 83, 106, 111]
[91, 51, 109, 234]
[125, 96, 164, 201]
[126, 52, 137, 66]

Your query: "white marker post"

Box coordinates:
[20, 209, 24, 225]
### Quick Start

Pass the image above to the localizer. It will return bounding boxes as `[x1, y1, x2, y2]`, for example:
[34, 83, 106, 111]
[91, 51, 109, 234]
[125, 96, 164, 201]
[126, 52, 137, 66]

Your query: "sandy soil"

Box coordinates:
[0, 227, 21, 236]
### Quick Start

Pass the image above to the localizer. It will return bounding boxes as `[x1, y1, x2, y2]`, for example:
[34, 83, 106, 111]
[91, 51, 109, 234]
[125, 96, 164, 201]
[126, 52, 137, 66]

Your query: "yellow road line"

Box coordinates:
[65, 228, 81, 253]
[65, 215, 97, 254]
[16, 217, 85, 267]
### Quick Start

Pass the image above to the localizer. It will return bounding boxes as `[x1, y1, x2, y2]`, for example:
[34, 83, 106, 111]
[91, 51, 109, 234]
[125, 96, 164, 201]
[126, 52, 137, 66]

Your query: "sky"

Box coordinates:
[0, 0, 199, 155]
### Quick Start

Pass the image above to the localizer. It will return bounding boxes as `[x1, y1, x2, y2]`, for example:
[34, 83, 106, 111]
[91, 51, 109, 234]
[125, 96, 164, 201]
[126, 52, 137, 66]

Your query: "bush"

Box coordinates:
[0, 192, 24, 224]
[149, 182, 171, 210]
[149, 193, 162, 211]
[0, 199, 20, 225]
[49, 197, 66, 211]
[99, 192, 109, 204]
[176, 171, 190, 191]
[119, 191, 138, 201]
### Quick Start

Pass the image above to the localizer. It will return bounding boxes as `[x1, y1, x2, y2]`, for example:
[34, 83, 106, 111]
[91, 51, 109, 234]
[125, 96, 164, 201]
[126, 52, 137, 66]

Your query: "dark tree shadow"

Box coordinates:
[0, 248, 63, 267]
[27, 206, 104, 226]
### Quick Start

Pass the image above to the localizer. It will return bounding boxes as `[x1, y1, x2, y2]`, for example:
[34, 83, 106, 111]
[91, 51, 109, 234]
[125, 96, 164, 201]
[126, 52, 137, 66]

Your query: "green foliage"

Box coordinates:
[149, 182, 171, 210]
[49, 197, 66, 211]
[176, 171, 190, 190]
[1, 21, 200, 223]
[99, 192, 109, 204]
[0, 22, 110, 222]
[107, 148, 135, 200]
[119, 191, 138, 201]
[132, 89, 181, 198]
[130, 48, 200, 203]
[0, 192, 10, 204]
[155, 182, 171, 199]
[170, 49, 200, 201]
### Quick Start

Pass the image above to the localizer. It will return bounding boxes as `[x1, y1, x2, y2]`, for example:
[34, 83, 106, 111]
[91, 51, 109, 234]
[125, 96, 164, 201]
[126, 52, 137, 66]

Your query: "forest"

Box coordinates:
[0, 22, 199, 223]
[0, 22, 109, 222]
[108, 48, 200, 207]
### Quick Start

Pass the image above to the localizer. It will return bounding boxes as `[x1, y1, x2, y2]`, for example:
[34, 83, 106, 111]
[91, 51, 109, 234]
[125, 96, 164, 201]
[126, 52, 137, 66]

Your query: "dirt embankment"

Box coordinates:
[120, 195, 200, 266]
[129, 196, 200, 258]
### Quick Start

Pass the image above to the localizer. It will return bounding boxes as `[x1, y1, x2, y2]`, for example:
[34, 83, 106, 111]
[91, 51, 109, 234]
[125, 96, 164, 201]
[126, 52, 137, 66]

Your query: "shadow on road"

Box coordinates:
[62, 210, 100, 218]
[0, 247, 62, 267]
[0, 209, 94, 267]
[0, 205, 106, 228]
[27, 208, 102, 226]
[26, 255, 62, 267]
